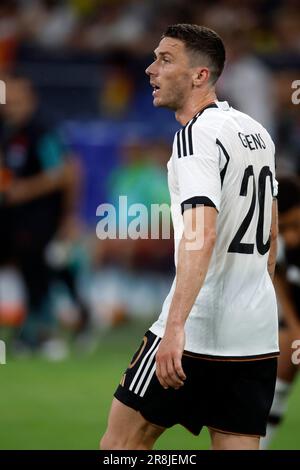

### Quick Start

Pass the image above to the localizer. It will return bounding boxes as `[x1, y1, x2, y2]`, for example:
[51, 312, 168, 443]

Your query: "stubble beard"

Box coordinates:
[154, 82, 187, 112]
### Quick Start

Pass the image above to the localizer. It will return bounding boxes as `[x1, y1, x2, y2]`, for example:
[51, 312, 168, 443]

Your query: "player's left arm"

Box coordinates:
[156, 205, 218, 390]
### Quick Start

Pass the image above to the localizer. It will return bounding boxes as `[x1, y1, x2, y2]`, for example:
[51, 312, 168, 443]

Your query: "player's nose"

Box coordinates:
[145, 61, 156, 76]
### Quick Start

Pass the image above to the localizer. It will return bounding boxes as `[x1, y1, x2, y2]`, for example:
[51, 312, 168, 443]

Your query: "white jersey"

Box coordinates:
[150, 100, 279, 359]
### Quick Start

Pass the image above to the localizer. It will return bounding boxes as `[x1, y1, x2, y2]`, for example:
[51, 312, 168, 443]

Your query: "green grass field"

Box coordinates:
[0, 321, 299, 450]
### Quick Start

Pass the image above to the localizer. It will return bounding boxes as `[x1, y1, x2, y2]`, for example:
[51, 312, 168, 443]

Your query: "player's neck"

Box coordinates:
[175, 89, 217, 126]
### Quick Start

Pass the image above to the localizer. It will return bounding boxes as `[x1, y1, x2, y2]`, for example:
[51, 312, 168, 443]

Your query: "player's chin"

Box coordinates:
[153, 97, 170, 108]
[153, 97, 163, 107]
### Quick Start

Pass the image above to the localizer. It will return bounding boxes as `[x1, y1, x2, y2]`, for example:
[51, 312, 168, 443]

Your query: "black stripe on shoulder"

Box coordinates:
[186, 116, 197, 156]
[184, 103, 218, 157]
[199, 103, 218, 114]
[181, 128, 187, 157]
[176, 131, 182, 158]
[181, 196, 216, 215]
[216, 138, 230, 187]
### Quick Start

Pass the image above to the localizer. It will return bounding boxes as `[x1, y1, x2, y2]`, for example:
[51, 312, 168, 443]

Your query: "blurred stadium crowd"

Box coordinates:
[0, 0, 299, 359]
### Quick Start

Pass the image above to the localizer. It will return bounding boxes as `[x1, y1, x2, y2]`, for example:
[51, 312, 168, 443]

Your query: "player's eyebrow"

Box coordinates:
[153, 50, 174, 60]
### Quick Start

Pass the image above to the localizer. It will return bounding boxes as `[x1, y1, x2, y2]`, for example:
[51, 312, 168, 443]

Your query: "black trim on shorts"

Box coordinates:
[182, 350, 280, 362]
[114, 331, 278, 438]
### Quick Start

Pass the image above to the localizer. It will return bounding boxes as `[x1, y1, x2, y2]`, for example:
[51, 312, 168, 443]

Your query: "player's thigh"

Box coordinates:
[278, 328, 297, 382]
[101, 398, 166, 450]
[209, 429, 260, 450]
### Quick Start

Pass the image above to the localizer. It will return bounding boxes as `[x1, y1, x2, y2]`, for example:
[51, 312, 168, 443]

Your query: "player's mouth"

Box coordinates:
[151, 83, 161, 97]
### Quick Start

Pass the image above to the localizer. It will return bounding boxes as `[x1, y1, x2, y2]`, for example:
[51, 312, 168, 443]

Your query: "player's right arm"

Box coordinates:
[156, 121, 222, 390]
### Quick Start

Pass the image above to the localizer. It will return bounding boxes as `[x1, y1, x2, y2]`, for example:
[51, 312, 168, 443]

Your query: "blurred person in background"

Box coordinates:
[19, 0, 78, 50]
[272, 70, 300, 176]
[0, 74, 87, 358]
[70, 0, 149, 54]
[261, 176, 300, 449]
[272, 3, 300, 54]
[91, 138, 173, 328]
[98, 57, 135, 119]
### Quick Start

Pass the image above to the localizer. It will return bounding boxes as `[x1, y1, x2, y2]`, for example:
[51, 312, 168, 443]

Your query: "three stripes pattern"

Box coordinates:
[176, 113, 199, 158]
[129, 336, 161, 398]
[176, 103, 218, 158]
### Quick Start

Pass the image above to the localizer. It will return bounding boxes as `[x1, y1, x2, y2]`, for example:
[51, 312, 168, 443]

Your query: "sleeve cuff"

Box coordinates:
[181, 196, 217, 215]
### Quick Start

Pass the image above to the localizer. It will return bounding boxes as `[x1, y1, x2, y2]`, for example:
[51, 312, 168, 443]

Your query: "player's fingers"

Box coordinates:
[166, 357, 184, 389]
[173, 356, 186, 382]
[156, 359, 169, 389]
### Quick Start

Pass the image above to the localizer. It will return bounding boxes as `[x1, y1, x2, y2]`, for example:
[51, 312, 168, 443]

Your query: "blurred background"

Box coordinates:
[0, 0, 299, 450]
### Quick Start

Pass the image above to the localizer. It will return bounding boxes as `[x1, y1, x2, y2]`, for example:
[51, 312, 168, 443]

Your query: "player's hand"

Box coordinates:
[155, 327, 186, 390]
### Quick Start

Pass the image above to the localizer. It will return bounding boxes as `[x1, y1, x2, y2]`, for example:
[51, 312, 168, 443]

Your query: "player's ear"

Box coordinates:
[192, 67, 209, 87]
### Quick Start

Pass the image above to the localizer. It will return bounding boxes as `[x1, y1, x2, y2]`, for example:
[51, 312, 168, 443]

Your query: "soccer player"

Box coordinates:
[100, 24, 279, 451]
[261, 177, 300, 449]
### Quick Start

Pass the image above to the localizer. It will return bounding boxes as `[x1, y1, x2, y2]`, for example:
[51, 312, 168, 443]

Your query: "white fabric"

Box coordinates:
[150, 101, 279, 357]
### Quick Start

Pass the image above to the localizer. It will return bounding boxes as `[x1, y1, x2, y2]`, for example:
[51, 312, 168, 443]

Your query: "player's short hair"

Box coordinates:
[162, 24, 226, 84]
[278, 176, 300, 214]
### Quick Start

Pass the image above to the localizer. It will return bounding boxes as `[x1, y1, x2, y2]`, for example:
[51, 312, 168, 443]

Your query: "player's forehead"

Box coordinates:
[154, 37, 186, 58]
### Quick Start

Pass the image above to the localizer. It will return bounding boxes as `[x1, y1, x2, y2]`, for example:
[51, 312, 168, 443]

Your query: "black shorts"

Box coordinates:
[114, 331, 278, 437]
